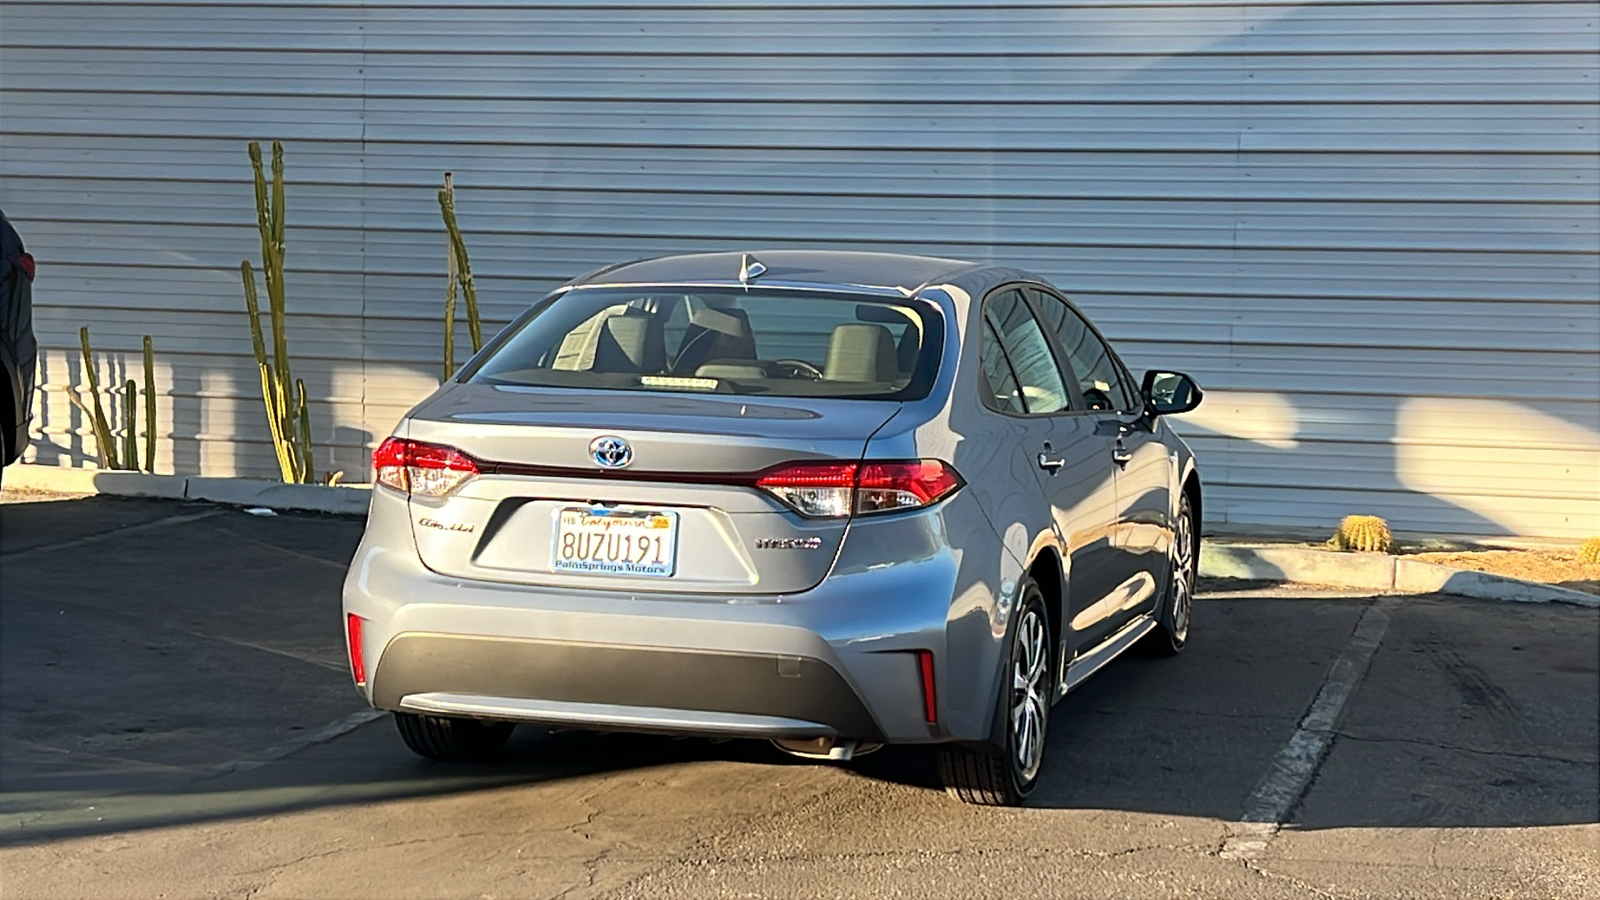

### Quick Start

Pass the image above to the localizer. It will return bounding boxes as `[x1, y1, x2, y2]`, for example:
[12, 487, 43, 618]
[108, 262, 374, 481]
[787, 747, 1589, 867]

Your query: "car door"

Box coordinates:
[977, 288, 1124, 657]
[1027, 288, 1170, 631]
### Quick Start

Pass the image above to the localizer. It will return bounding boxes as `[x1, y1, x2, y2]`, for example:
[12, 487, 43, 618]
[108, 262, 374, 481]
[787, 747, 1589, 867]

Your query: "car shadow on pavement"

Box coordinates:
[2, 496, 1596, 846]
[852, 594, 1599, 830]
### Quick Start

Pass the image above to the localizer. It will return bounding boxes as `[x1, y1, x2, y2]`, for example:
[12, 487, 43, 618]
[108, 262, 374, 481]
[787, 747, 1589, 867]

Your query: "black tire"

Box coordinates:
[1140, 491, 1195, 657]
[394, 712, 514, 763]
[939, 579, 1052, 806]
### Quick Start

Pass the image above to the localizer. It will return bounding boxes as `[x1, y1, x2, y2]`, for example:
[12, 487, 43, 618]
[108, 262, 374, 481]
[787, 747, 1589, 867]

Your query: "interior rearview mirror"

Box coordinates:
[1141, 370, 1202, 417]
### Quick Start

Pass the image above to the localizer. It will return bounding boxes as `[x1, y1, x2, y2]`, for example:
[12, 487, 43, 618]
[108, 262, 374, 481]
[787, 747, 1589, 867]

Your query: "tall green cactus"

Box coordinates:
[143, 335, 157, 472]
[439, 175, 482, 379]
[122, 380, 138, 471]
[442, 174, 458, 380]
[74, 328, 160, 473]
[241, 140, 313, 483]
[77, 327, 118, 469]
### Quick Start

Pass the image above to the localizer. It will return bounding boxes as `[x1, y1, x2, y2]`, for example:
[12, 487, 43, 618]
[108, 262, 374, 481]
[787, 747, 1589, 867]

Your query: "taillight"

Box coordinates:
[857, 460, 964, 514]
[373, 437, 479, 497]
[754, 461, 858, 517]
[346, 613, 366, 686]
[15, 252, 34, 281]
[754, 459, 963, 518]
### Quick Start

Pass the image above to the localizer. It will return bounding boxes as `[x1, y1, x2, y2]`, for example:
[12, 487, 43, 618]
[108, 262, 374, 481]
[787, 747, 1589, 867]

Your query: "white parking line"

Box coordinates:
[213, 709, 387, 775]
[1221, 601, 1392, 860]
[0, 509, 224, 558]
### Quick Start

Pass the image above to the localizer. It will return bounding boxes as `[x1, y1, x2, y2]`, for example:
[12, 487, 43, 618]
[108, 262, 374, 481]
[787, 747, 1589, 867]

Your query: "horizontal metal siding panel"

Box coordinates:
[10, 50, 1599, 104]
[10, 2, 1591, 54]
[11, 181, 1598, 255]
[7, 137, 1594, 205]
[1, 1, 1596, 536]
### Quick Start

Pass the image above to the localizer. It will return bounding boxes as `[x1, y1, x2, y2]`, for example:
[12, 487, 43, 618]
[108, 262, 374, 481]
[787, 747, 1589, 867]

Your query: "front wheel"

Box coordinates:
[395, 712, 514, 763]
[1140, 492, 1195, 657]
[939, 580, 1052, 806]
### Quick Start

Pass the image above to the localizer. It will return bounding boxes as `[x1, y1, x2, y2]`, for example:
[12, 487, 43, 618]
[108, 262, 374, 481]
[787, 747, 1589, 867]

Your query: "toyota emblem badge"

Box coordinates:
[589, 435, 633, 469]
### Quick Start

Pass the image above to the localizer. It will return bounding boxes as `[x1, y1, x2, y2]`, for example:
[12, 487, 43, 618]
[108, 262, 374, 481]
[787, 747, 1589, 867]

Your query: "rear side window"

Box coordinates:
[978, 289, 1070, 415]
[978, 318, 1027, 415]
[466, 287, 942, 400]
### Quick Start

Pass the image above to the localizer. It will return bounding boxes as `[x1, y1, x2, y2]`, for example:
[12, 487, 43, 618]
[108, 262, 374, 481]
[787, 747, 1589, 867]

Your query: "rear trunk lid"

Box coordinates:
[402, 384, 900, 594]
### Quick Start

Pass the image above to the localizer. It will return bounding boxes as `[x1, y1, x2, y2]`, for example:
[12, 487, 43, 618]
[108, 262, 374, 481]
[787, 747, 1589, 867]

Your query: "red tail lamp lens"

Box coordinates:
[754, 459, 963, 518]
[16, 252, 35, 280]
[917, 650, 938, 723]
[346, 613, 366, 686]
[754, 461, 857, 517]
[857, 460, 964, 514]
[373, 437, 479, 497]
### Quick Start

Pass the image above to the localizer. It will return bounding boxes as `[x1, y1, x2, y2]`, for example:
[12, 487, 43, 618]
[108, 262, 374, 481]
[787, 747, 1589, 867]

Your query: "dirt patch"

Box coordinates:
[1410, 548, 1600, 596]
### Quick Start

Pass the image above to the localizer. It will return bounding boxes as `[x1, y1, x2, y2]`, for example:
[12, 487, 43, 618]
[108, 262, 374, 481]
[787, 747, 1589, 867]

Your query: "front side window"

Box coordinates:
[978, 289, 1070, 415]
[466, 287, 941, 400]
[1030, 290, 1135, 413]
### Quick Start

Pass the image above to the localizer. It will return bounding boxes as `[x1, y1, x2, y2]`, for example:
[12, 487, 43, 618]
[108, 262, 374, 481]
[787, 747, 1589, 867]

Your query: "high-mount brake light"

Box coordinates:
[754, 459, 963, 518]
[373, 437, 479, 497]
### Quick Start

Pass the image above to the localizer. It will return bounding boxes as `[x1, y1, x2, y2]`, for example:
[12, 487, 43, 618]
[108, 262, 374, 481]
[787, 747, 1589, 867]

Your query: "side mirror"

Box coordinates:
[1141, 370, 1202, 417]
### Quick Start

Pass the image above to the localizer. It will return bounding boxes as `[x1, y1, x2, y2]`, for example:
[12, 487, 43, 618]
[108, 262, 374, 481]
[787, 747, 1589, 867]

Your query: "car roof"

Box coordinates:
[571, 250, 984, 295]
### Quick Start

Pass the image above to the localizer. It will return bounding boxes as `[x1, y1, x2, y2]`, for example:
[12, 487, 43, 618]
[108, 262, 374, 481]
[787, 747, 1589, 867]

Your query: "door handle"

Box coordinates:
[1111, 444, 1132, 467]
[1037, 447, 1066, 472]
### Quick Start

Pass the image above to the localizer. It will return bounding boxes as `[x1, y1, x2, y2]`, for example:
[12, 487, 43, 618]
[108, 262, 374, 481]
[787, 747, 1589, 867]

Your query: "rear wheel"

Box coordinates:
[394, 712, 514, 763]
[939, 580, 1051, 806]
[1140, 492, 1195, 657]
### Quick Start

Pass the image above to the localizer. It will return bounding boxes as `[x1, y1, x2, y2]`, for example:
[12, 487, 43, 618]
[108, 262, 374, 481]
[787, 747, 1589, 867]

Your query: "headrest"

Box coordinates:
[592, 312, 665, 373]
[824, 323, 899, 383]
[676, 305, 757, 371]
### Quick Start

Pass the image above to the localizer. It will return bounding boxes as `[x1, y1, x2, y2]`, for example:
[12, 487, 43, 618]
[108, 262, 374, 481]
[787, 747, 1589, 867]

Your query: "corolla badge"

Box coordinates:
[589, 435, 633, 469]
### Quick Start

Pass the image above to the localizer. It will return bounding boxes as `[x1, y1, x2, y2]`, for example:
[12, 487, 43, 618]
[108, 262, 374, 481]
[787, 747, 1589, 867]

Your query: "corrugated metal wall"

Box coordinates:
[2, 0, 1597, 537]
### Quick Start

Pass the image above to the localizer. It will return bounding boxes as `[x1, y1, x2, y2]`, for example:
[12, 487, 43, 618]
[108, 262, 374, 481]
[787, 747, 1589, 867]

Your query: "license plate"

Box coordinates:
[551, 508, 679, 577]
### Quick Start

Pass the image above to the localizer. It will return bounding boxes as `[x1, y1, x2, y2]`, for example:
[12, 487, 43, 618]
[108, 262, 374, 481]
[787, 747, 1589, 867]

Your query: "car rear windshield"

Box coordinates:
[464, 287, 943, 400]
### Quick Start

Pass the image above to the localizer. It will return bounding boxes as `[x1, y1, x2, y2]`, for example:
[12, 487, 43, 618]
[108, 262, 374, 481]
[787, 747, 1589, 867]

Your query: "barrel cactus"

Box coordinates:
[1580, 537, 1600, 565]
[1330, 515, 1393, 553]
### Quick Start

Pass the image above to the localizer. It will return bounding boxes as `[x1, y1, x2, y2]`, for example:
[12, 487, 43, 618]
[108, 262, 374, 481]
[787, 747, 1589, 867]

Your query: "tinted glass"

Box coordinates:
[467, 287, 941, 400]
[981, 289, 1069, 414]
[978, 318, 1027, 414]
[1031, 290, 1134, 413]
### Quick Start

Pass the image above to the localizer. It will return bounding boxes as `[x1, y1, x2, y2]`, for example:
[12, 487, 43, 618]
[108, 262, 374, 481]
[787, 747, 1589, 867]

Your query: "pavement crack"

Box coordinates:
[235, 832, 508, 878]
[1237, 855, 1354, 900]
[1333, 732, 1597, 766]
[1104, 706, 1282, 721]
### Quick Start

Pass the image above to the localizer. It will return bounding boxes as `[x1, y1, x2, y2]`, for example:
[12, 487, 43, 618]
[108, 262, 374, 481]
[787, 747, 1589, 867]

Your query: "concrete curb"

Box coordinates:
[7, 465, 1595, 608]
[1200, 544, 1598, 609]
[4, 465, 371, 517]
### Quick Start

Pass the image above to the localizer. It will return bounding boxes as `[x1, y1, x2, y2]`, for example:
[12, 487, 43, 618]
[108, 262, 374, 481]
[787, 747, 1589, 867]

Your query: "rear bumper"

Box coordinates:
[374, 635, 881, 740]
[343, 489, 1016, 744]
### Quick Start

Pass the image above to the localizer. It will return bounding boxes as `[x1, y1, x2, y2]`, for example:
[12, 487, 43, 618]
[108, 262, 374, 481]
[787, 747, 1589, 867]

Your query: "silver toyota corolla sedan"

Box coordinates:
[343, 250, 1203, 806]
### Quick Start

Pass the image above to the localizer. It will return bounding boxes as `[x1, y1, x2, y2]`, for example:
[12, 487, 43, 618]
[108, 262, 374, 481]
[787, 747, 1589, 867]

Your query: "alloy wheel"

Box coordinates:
[1170, 507, 1194, 644]
[1010, 607, 1050, 783]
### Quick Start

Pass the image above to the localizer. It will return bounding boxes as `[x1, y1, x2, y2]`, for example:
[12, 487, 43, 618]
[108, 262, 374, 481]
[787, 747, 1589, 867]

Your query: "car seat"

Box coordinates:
[823, 323, 899, 383]
[591, 310, 667, 373]
[674, 306, 758, 373]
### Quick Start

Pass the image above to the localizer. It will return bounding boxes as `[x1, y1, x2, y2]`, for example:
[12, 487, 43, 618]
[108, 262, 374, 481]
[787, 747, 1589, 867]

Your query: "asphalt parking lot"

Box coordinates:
[1, 495, 1595, 899]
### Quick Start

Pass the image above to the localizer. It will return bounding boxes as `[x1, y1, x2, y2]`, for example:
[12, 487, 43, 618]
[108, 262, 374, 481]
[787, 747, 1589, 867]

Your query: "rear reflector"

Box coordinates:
[754, 459, 963, 519]
[917, 650, 938, 723]
[346, 613, 366, 686]
[373, 437, 479, 497]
